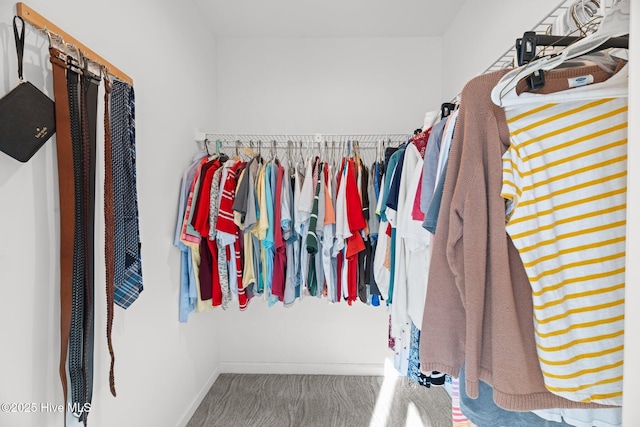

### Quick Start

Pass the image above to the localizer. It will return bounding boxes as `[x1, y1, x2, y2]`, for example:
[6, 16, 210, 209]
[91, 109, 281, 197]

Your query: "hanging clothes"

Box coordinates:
[418, 69, 603, 411]
[174, 150, 207, 322]
[175, 141, 401, 315]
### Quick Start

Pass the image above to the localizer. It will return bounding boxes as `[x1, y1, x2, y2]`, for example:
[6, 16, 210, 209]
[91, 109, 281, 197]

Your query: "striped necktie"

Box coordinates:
[110, 81, 143, 309]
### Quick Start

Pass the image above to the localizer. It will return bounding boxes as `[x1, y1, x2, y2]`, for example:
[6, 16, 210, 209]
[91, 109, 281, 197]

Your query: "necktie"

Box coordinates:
[110, 81, 143, 309]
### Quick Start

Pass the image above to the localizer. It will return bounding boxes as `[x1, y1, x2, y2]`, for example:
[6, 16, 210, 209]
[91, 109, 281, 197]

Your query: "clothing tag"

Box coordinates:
[567, 74, 594, 88]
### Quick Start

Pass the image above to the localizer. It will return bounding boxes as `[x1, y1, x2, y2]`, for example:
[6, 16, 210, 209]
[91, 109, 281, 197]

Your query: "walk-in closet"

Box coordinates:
[1, 1, 639, 426]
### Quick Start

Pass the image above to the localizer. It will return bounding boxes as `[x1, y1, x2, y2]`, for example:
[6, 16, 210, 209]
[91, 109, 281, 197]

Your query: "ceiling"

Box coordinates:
[192, 0, 468, 38]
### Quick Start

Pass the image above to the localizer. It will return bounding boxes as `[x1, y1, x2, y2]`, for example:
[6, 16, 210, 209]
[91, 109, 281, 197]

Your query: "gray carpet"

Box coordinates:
[187, 374, 452, 427]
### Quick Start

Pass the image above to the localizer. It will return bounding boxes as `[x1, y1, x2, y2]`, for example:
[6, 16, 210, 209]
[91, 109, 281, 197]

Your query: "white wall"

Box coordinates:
[440, 0, 560, 99]
[216, 37, 442, 134]
[213, 36, 442, 373]
[0, 1, 220, 426]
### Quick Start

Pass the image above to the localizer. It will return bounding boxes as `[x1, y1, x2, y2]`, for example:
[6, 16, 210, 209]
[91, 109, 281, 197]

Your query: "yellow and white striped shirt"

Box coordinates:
[502, 95, 627, 406]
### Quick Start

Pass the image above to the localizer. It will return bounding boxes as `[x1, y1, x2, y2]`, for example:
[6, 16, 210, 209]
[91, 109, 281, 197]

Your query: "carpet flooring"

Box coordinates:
[187, 374, 452, 427]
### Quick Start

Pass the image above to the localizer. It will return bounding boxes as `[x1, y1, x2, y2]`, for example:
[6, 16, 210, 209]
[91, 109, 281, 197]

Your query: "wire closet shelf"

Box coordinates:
[484, 0, 606, 73]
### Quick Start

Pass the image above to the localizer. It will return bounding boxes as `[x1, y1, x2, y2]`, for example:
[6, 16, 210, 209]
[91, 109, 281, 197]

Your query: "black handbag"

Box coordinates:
[0, 16, 55, 162]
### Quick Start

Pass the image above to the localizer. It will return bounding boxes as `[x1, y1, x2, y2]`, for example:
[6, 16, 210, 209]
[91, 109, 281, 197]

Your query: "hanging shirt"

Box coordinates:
[255, 163, 268, 295]
[421, 117, 447, 214]
[272, 162, 287, 301]
[292, 165, 305, 299]
[344, 158, 367, 304]
[357, 161, 370, 303]
[233, 157, 254, 224]
[391, 143, 422, 337]
[179, 157, 213, 313]
[216, 159, 241, 244]
[242, 157, 261, 295]
[281, 160, 293, 241]
[322, 163, 337, 302]
[174, 151, 208, 322]
[284, 164, 300, 305]
[423, 156, 449, 235]
[368, 162, 380, 238]
[191, 160, 218, 237]
[296, 159, 313, 295]
[243, 158, 260, 233]
[334, 158, 350, 257]
[264, 163, 278, 306]
[366, 163, 382, 306]
[423, 112, 458, 232]
[383, 147, 406, 306]
[210, 167, 230, 309]
[373, 169, 391, 300]
[499, 63, 628, 406]
[194, 159, 223, 302]
[434, 110, 458, 190]
[385, 147, 406, 226]
[217, 160, 246, 309]
[396, 143, 431, 332]
[297, 158, 314, 227]
[408, 127, 431, 222]
[180, 157, 208, 244]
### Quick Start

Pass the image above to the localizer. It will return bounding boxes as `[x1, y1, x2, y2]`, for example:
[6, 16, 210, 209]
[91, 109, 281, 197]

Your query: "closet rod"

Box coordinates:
[528, 34, 629, 49]
[516, 32, 629, 66]
[198, 133, 409, 145]
[16, 2, 133, 85]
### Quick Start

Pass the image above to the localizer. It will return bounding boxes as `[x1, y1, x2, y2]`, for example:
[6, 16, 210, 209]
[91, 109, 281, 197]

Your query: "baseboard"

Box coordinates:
[176, 366, 221, 427]
[218, 361, 385, 376]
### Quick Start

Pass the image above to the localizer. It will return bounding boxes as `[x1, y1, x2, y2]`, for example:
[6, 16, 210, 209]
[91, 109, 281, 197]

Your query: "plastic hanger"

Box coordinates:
[204, 138, 213, 156]
[493, 0, 629, 106]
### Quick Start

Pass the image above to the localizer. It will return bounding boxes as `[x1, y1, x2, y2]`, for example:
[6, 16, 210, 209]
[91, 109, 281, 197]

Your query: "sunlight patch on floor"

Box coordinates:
[405, 401, 427, 427]
[369, 358, 400, 427]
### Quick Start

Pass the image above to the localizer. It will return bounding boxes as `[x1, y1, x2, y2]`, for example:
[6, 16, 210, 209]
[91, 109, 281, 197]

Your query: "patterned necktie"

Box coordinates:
[110, 81, 143, 309]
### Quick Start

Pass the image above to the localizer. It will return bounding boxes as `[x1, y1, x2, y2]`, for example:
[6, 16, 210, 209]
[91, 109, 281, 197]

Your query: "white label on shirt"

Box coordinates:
[567, 74, 594, 88]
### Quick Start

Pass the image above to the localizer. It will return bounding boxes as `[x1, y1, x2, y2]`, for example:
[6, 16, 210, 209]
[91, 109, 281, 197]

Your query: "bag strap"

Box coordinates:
[13, 16, 25, 82]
